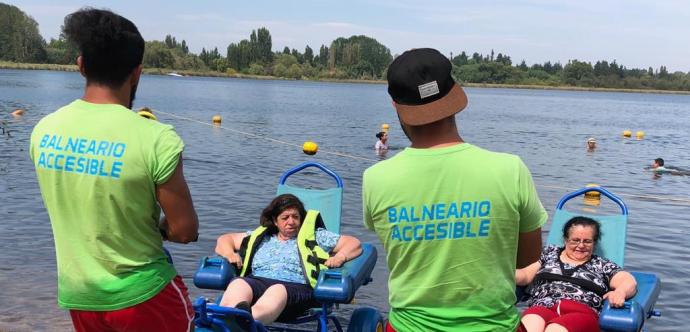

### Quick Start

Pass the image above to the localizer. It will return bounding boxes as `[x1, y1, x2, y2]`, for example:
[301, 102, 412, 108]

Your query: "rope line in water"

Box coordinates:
[155, 109, 378, 162]
[539, 184, 690, 204]
[154, 110, 690, 205]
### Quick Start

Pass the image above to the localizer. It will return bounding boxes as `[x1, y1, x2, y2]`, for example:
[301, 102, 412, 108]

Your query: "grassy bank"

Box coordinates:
[3, 61, 689, 95]
[462, 82, 690, 95]
[0, 61, 77, 71]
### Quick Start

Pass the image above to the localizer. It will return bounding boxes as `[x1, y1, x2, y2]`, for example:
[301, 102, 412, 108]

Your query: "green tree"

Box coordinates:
[291, 48, 303, 63]
[451, 51, 468, 66]
[304, 45, 314, 64]
[328, 35, 391, 78]
[563, 60, 594, 85]
[255, 27, 272, 63]
[143, 41, 174, 68]
[45, 35, 78, 64]
[286, 63, 303, 79]
[143, 40, 175, 68]
[0, 3, 47, 62]
[318, 44, 329, 66]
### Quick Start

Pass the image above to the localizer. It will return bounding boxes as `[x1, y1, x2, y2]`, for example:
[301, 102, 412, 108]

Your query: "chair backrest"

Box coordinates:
[545, 186, 628, 267]
[276, 162, 343, 234]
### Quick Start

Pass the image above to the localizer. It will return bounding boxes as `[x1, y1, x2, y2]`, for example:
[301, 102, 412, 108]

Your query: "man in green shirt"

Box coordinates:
[29, 8, 199, 332]
[363, 48, 547, 331]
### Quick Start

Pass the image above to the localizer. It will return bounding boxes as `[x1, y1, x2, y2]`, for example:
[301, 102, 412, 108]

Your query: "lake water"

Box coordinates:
[1, 69, 689, 331]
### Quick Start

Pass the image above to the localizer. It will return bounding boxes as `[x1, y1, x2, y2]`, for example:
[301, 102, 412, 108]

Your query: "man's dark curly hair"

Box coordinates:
[63, 8, 144, 88]
[259, 194, 307, 235]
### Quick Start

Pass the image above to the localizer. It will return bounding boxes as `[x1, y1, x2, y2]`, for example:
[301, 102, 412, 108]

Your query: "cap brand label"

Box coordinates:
[418, 81, 440, 99]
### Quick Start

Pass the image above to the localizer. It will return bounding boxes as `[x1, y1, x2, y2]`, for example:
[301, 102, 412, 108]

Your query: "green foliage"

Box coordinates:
[327, 35, 392, 78]
[247, 63, 265, 76]
[45, 36, 78, 64]
[144, 41, 175, 68]
[563, 60, 595, 85]
[3, 3, 690, 91]
[0, 3, 47, 63]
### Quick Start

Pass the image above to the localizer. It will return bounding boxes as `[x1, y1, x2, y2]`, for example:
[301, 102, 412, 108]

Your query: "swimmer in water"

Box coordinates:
[587, 137, 596, 151]
[648, 158, 690, 177]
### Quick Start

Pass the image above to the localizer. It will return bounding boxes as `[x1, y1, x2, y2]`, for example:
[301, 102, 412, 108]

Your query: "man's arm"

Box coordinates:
[157, 157, 199, 243]
[517, 228, 542, 268]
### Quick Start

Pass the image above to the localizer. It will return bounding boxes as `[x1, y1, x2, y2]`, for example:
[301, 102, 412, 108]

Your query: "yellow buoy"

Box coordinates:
[212, 115, 222, 124]
[381, 123, 390, 133]
[11, 109, 24, 116]
[302, 141, 318, 155]
[636, 131, 645, 140]
[584, 183, 601, 206]
[137, 107, 157, 121]
[622, 130, 632, 138]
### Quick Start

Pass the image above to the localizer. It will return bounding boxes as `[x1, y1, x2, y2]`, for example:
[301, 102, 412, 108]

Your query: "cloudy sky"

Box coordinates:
[10, 0, 690, 72]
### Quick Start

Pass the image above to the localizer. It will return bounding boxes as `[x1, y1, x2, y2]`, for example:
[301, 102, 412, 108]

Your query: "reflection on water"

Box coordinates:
[1, 69, 690, 331]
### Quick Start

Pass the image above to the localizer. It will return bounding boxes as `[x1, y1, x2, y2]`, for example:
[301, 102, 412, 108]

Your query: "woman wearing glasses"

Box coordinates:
[515, 216, 637, 332]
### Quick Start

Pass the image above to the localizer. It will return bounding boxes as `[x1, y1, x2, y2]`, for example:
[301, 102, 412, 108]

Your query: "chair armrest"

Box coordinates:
[599, 271, 661, 332]
[314, 243, 378, 303]
[193, 256, 238, 290]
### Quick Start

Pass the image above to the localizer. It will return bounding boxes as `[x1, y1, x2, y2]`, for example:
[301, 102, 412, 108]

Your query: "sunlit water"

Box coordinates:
[1, 69, 689, 331]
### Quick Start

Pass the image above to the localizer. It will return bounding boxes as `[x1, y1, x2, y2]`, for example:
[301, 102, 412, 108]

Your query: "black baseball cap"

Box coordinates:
[387, 48, 468, 126]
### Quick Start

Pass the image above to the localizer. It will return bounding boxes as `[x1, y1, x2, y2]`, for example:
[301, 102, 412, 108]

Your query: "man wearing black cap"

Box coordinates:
[363, 48, 547, 331]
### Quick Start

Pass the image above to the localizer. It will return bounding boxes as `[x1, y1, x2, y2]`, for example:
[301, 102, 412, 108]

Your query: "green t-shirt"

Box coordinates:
[29, 99, 184, 310]
[363, 143, 547, 331]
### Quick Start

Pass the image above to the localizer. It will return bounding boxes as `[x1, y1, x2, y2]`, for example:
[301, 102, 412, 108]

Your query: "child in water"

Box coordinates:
[375, 131, 388, 153]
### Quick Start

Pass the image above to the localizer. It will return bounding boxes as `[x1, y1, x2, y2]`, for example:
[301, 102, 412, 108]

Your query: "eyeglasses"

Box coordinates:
[566, 238, 594, 246]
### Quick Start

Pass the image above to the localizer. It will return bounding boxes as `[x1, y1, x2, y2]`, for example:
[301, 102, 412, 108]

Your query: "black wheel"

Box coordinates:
[347, 307, 384, 332]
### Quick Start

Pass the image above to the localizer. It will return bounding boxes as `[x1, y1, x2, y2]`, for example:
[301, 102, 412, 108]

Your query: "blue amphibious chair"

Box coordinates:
[522, 186, 661, 332]
[193, 162, 383, 332]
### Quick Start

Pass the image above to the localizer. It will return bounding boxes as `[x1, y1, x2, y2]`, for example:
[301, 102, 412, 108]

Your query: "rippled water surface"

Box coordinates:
[1, 69, 689, 331]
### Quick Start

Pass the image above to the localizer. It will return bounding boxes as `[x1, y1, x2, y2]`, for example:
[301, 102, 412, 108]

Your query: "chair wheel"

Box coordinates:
[347, 307, 384, 332]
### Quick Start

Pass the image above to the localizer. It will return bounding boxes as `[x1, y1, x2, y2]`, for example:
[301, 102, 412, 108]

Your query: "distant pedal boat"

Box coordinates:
[167, 72, 184, 77]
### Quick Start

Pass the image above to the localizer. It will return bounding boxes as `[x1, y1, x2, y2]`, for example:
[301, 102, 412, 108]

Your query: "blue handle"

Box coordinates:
[278, 162, 343, 188]
[555, 186, 628, 215]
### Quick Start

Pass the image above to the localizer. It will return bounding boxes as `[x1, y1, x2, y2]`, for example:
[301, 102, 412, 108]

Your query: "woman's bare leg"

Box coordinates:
[251, 284, 288, 325]
[521, 314, 547, 332]
[219, 279, 253, 307]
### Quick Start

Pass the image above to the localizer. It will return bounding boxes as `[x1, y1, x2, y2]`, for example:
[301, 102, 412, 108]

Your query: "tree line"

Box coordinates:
[2, 3, 689, 91]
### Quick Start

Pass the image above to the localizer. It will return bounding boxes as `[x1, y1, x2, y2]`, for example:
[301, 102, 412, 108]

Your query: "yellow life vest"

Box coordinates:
[239, 210, 331, 288]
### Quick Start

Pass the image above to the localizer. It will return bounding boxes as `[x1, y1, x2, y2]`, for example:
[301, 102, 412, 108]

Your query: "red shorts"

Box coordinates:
[69, 275, 194, 332]
[386, 320, 396, 332]
[519, 299, 599, 332]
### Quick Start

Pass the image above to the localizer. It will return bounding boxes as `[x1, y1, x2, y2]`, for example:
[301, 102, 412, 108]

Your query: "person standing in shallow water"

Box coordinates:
[375, 131, 389, 155]
[362, 48, 547, 331]
[29, 8, 198, 332]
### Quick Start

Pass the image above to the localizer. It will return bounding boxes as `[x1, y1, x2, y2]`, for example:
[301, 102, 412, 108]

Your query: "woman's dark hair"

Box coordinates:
[562, 216, 601, 243]
[655, 158, 664, 166]
[259, 194, 307, 234]
[63, 8, 144, 88]
[376, 131, 385, 139]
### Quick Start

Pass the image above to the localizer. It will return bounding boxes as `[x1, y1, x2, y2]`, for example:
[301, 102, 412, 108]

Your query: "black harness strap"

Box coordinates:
[535, 272, 608, 296]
